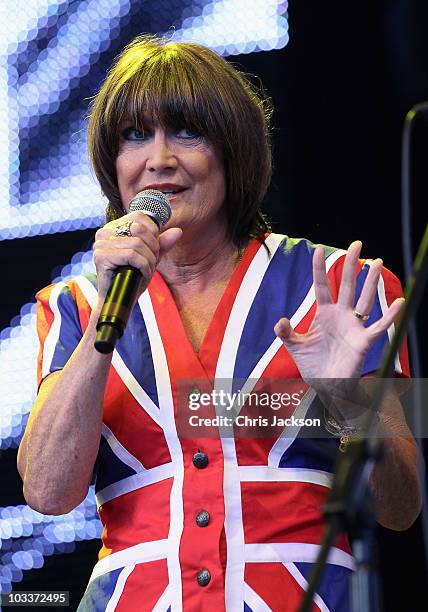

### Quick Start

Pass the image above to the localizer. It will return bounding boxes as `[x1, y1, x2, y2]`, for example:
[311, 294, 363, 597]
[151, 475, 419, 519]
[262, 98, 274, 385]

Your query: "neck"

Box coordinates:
[157, 228, 242, 292]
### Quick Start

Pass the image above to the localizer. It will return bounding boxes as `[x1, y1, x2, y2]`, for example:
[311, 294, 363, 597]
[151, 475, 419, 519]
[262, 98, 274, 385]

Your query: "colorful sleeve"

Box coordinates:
[331, 258, 410, 377]
[360, 264, 409, 377]
[35, 281, 84, 388]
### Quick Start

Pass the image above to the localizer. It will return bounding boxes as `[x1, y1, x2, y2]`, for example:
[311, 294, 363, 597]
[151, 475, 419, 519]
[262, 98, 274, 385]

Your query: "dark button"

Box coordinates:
[192, 451, 208, 469]
[197, 569, 211, 586]
[196, 510, 210, 527]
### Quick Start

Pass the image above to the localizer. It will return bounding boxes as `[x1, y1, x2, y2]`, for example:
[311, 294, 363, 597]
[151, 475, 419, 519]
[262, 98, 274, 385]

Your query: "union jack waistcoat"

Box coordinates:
[36, 234, 409, 611]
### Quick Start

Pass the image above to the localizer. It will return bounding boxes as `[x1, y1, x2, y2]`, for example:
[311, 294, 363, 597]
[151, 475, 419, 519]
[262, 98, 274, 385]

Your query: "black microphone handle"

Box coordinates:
[94, 265, 141, 354]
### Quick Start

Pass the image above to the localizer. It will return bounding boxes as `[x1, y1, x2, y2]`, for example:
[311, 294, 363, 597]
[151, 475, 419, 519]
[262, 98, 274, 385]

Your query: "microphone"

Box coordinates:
[94, 189, 172, 354]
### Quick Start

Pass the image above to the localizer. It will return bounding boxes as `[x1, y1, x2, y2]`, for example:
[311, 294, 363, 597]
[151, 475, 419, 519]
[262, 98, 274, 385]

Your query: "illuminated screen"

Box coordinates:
[0, 0, 289, 240]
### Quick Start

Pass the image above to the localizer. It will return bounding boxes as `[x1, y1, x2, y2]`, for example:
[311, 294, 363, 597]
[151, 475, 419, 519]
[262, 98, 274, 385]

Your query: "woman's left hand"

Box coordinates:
[274, 241, 404, 382]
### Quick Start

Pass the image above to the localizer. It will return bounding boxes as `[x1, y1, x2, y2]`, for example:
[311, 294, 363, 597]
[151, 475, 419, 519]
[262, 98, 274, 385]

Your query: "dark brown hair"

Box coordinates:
[87, 35, 272, 248]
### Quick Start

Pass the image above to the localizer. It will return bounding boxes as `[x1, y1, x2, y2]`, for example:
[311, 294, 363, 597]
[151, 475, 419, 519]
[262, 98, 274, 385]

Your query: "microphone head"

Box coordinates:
[128, 189, 172, 228]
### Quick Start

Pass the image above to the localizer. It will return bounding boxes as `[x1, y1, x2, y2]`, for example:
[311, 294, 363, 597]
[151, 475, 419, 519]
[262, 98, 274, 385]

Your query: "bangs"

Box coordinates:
[88, 36, 272, 245]
[103, 46, 218, 148]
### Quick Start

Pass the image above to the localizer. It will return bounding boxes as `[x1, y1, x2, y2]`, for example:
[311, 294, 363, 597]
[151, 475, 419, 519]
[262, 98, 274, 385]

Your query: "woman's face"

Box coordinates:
[115, 116, 227, 237]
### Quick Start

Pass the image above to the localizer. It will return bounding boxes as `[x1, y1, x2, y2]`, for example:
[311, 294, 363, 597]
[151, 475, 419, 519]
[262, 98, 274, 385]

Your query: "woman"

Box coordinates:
[18, 35, 420, 611]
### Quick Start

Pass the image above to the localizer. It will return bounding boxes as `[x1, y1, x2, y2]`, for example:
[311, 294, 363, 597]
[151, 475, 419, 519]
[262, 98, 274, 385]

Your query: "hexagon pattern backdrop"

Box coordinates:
[0, 0, 289, 594]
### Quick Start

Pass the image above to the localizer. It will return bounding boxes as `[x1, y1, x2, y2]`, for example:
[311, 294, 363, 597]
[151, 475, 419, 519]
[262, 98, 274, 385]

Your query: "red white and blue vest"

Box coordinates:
[36, 234, 408, 611]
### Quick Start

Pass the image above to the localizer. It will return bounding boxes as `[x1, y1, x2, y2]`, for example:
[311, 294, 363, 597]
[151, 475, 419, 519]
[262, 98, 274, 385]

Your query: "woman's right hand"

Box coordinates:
[93, 210, 182, 302]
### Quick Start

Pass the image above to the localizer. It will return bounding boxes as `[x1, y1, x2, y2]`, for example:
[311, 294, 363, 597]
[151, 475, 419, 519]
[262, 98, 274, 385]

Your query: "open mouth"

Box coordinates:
[161, 188, 186, 195]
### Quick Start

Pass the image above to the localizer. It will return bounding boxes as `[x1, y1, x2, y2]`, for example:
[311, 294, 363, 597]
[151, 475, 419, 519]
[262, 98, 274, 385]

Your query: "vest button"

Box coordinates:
[192, 451, 208, 469]
[197, 569, 211, 586]
[196, 510, 210, 527]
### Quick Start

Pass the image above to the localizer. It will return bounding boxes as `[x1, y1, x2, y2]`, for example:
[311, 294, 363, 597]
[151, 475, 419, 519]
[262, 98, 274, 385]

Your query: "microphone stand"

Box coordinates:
[298, 223, 428, 612]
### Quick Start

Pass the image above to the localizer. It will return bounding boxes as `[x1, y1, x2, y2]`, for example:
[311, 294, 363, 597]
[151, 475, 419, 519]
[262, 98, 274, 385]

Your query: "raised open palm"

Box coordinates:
[274, 241, 404, 382]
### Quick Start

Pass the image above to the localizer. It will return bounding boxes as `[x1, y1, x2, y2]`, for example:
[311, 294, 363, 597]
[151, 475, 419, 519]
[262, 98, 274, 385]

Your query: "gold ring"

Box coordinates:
[114, 221, 132, 237]
[352, 309, 369, 322]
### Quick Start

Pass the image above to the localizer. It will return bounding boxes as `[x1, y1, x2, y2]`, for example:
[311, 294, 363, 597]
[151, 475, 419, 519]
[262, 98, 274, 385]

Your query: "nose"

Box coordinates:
[146, 131, 178, 172]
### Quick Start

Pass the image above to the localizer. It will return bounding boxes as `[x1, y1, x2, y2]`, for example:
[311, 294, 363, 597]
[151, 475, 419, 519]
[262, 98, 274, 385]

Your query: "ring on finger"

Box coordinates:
[114, 221, 132, 237]
[352, 309, 369, 322]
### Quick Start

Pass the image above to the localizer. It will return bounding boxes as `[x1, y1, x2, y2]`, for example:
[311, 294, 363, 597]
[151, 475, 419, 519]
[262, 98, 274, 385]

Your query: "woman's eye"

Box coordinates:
[122, 127, 146, 141]
[176, 127, 200, 139]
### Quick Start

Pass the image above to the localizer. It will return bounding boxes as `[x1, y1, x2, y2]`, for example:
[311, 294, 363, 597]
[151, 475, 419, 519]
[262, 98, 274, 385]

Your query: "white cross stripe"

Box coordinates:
[244, 582, 273, 612]
[96, 462, 175, 508]
[284, 562, 331, 612]
[89, 540, 168, 583]
[101, 423, 146, 473]
[138, 289, 185, 612]
[245, 542, 355, 571]
[152, 585, 170, 612]
[377, 270, 402, 374]
[105, 564, 135, 612]
[41, 281, 67, 380]
[238, 466, 332, 488]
